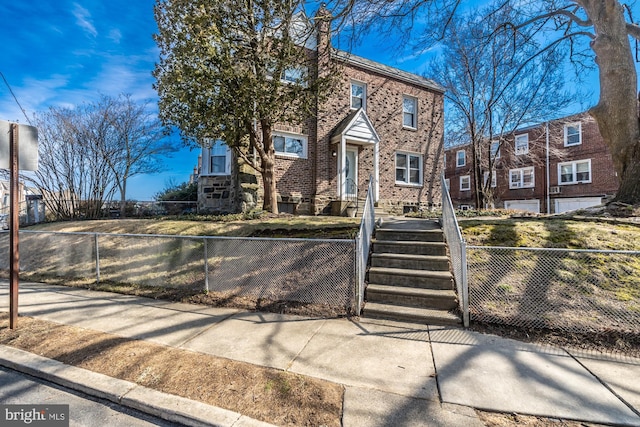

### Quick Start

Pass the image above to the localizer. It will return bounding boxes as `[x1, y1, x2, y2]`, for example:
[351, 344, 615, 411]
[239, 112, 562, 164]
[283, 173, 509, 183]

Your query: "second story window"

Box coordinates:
[456, 150, 466, 167]
[490, 141, 501, 159]
[564, 122, 582, 146]
[351, 81, 366, 109]
[281, 66, 306, 85]
[403, 96, 417, 129]
[515, 134, 529, 155]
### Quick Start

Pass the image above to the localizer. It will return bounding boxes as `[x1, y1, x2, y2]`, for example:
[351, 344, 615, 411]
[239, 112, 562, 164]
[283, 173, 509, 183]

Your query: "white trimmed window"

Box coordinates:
[558, 159, 591, 185]
[281, 66, 306, 85]
[484, 170, 497, 188]
[395, 152, 422, 185]
[460, 175, 471, 191]
[456, 150, 466, 167]
[403, 96, 417, 129]
[351, 81, 366, 109]
[273, 132, 307, 159]
[203, 139, 231, 175]
[564, 122, 582, 146]
[509, 167, 535, 189]
[515, 134, 529, 155]
[490, 141, 501, 159]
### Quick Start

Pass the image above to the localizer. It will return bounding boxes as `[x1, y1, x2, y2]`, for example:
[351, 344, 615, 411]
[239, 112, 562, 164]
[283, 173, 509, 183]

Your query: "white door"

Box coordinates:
[504, 199, 540, 213]
[345, 147, 358, 197]
[555, 197, 602, 213]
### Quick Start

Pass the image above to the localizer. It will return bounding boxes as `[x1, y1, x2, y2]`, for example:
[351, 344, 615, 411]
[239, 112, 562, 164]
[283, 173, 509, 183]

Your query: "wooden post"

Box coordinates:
[9, 123, 19, 329]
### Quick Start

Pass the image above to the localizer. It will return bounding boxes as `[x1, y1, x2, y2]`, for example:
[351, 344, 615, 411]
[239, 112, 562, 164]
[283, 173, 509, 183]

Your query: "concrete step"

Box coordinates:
[370, 253, 450, 271]
[368, 267, 453, 289]
[363, 302, 461, 326]
[372, 240, 447, 256]
[366, 284, 458, 309]
[375, 229, 444, 242]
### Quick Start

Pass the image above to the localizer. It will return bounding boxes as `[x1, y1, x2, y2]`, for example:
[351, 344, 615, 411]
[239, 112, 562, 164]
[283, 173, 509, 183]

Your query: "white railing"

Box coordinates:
[440, 173, 469, 327]
[354, 176, 376, 314]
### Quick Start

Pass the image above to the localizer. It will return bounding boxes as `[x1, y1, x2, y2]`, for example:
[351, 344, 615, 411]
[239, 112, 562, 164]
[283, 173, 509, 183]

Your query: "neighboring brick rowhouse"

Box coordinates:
[444, 112, 619, 213]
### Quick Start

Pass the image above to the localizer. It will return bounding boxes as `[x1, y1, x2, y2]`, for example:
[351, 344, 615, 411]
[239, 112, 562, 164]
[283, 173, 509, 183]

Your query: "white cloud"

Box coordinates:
[108, 28, 122, 44]
[72, 3, 97, 37]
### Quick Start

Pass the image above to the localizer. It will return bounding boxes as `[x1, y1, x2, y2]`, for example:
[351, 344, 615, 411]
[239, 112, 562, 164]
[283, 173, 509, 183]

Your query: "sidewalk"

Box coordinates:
[1, 281, 639, 426]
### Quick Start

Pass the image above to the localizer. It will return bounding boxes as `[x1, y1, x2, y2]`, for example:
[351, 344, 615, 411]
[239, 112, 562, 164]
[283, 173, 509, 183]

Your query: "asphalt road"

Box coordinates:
[0, 366, 183, 427]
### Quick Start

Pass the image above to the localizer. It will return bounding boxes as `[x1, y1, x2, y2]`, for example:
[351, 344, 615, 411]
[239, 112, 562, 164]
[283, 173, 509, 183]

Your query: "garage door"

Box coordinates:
[504, 200, 540, 213]
[555, 197, 602, 213]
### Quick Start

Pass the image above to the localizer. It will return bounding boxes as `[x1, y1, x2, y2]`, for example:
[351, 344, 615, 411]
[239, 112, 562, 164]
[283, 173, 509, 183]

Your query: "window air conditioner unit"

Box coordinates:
[550, 186, 561, 194]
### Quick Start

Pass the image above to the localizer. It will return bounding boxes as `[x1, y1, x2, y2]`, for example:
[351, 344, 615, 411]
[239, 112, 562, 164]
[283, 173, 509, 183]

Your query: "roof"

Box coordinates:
[330, 108, 380, 145]
[332, 49, 445, 93]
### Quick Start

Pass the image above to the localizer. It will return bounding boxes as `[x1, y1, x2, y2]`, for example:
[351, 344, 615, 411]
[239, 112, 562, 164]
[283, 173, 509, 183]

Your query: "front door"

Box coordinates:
[345, 147, 358, 198]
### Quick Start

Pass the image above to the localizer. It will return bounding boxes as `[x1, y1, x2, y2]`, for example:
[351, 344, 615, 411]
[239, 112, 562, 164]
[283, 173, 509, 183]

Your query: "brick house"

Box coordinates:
[195, 9, 445, 216]
[444, 113, 618, 213]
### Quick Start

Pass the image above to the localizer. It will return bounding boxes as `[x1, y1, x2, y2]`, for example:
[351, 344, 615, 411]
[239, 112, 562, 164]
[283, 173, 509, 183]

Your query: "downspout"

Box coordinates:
[545, 122, 550, 214]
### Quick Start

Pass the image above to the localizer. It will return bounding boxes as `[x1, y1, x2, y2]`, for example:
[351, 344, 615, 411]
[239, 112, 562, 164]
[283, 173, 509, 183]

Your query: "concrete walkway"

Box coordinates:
[1, 281, 639, 426]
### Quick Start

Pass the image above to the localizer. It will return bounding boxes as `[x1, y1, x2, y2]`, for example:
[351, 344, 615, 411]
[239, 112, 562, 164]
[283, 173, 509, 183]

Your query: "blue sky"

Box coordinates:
[0, 1, 636, 199]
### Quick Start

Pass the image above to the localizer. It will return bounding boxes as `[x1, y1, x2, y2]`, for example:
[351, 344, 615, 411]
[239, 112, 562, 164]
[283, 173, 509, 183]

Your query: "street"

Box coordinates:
[0, 367, 183, 426]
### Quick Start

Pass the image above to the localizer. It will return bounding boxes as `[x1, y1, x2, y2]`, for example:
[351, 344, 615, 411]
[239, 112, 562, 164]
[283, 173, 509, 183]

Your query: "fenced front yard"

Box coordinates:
[466, 246, 640, 335]
[0, 230, 357, 314]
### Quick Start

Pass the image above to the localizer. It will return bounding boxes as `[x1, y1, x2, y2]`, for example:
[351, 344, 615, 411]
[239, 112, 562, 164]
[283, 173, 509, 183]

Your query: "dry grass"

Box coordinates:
[0, 313, 344, 427]
[26, 216, 361, 239]
[459, 217, 640, 250]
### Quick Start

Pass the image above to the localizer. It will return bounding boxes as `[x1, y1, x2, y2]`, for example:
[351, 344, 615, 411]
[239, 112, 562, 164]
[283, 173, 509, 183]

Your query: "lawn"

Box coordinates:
[25, 215, 362, 239]
[457, 217, 640, 353]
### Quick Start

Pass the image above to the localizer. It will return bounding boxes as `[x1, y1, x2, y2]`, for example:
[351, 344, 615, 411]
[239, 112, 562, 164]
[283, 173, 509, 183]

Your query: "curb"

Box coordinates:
[0, 345, 276, 427]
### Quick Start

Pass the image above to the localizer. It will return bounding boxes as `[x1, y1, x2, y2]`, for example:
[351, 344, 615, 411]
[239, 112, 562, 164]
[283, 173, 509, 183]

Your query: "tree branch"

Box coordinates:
[627, 22, 640, 40]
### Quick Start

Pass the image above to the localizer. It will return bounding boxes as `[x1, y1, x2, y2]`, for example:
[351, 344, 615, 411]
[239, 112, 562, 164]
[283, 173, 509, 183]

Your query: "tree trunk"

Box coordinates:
[260, 124, 279, 214]
[580, 0, 640, 204]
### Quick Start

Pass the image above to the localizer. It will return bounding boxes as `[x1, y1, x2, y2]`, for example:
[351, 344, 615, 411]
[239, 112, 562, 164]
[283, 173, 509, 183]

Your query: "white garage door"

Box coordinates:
[504, 200, 540, 213]
[555, 197, 602, 213]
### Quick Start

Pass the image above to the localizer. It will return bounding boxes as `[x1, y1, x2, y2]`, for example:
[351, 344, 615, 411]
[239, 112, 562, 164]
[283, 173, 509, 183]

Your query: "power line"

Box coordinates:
[0, 71, 33, 126]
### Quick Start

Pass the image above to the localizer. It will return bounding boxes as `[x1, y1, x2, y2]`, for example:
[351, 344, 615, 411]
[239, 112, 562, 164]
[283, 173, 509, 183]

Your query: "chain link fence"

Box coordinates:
[0, 230, 356, 314]
[466, 246, 640, 334]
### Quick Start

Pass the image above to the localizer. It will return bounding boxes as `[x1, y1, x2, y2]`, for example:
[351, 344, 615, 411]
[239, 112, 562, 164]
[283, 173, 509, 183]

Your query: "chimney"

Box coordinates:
[315, 3, 331, 54]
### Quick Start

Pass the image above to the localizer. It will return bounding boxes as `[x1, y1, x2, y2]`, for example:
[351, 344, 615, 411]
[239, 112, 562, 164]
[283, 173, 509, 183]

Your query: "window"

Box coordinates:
[564, 123, 582, 146]
[203, 139, 231, 175]
[403, 96, 417, 128]
[351, 81, 366, 109]
[395, 152, 422, 185]
[456, 150, 466, 167]
[515, 134, 529, 155]
[460, 175, 471, 191]
[509, 167, 535, 189]
[558, 159, 591, 184]
[273, 132, 307, 158]
[484, 170, 497, 188]
[490, 141, 501, 159]
[281, 66, 306, 85]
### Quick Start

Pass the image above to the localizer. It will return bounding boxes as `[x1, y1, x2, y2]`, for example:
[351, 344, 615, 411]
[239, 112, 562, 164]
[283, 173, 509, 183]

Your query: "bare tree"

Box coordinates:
[430, 3, 573, 209]
[27, 96, 175, 219]
[29, 105, 117, 219]
[100, 94, 175, 217]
